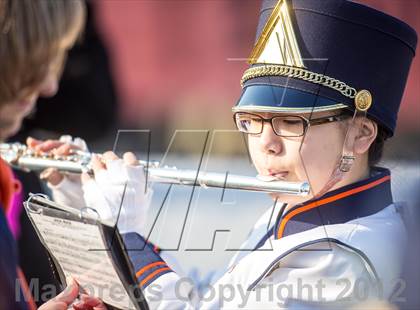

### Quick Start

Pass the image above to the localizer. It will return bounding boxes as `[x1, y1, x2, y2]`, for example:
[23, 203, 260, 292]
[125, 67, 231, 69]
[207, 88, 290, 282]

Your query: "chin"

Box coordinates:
[0, 132, 6, 142]
[1, 119, 23, 140]
[269, 193, 311, 206]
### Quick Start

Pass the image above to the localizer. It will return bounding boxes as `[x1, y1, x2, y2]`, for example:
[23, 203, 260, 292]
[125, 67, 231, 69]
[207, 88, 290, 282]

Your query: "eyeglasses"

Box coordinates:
[233, 112, 350, 137]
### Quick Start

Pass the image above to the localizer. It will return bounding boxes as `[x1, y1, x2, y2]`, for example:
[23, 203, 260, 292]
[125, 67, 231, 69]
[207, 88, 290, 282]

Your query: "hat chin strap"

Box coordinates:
[312, 108, 367, 199]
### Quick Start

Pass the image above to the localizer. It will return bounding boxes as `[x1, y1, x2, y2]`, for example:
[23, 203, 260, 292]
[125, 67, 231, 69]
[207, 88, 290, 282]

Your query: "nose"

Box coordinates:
[258, 121, 283, 155]
[39, 72, 59, 98]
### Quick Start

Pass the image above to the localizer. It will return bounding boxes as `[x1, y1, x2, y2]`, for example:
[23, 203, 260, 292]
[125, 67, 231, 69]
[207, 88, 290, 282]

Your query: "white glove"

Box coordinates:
[42, 135, 88, 208]
[47, 174, 85, 208]
[81, 153, 153, 236]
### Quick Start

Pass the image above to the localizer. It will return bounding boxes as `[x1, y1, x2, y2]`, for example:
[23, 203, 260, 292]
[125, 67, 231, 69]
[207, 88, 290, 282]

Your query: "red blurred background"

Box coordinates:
[93, 0, 419, 132]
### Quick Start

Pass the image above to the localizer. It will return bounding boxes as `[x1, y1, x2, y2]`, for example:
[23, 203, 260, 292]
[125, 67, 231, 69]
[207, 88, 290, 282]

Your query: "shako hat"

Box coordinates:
[233, 0, 417, 136]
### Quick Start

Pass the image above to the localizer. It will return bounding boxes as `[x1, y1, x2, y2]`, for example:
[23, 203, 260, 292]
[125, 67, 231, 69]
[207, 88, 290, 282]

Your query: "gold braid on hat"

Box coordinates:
[241, 64, 358, 99]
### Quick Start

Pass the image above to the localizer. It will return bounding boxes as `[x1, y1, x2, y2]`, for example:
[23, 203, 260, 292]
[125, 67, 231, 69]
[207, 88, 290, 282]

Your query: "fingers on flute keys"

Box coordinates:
[123, 152, 138, 166]
[28, 137, 83, 185]
[92, 151, 139, 172]
[26, 136, 81, 155]
[82, 151, 139, 183]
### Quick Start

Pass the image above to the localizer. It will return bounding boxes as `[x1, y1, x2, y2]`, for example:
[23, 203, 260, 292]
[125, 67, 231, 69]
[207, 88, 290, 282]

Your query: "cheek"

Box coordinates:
[247, 136, 262, 170]
[299, 129, 344, 187]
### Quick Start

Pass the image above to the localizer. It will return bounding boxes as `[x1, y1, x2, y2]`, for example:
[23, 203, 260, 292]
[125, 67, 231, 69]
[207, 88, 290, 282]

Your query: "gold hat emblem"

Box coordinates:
[355, 90, 372, 111]
[241, 0, 372, 108]
[248, 0, 305, 68]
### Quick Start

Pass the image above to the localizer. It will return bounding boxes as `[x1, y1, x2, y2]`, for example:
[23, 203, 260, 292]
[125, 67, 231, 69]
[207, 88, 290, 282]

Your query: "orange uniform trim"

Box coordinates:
[136, 261, 166, 278]
[17, 268, 37, 310]
[140, 267, 171, 287]
[277, 175, 391, 239]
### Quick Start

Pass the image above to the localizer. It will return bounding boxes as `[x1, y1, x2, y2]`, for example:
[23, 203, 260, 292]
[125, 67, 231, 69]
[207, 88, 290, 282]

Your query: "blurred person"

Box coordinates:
[0, 0, 106, 309]
[7, 1, 119, 303]
[35, 0, 417, 308]
[12, 1, 118, 144]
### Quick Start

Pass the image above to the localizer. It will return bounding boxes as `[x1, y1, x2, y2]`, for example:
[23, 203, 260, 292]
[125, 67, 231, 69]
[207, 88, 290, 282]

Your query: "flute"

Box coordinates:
[1, 142, 310, 196]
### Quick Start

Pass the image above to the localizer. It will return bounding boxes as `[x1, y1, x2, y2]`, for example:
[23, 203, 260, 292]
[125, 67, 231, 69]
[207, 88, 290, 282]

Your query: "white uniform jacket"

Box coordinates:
[121, 167, 407, 309]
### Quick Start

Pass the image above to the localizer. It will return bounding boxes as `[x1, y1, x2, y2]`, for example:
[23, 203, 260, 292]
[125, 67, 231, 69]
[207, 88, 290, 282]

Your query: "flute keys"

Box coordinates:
[54, 155, 65, 161]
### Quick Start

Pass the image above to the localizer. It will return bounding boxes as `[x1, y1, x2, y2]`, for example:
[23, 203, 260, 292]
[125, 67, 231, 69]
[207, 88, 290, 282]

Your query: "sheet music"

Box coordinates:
[29, 212, 136, 310]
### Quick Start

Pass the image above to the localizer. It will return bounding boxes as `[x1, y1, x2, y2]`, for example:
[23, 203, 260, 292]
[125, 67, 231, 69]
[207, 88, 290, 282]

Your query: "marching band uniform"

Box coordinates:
[50, 0, 417, 308]
[120, 168, 405, 309]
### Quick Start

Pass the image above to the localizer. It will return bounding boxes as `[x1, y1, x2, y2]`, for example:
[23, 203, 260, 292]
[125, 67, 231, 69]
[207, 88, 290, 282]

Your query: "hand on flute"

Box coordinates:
[27, 135, 87, 185]
[81, 151, 152, 235]
[27, 135, 88, 208]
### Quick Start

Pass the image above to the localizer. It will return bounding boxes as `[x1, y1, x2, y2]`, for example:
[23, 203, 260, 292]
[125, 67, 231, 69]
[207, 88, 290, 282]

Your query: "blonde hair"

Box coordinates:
[0, 0, 86, 105]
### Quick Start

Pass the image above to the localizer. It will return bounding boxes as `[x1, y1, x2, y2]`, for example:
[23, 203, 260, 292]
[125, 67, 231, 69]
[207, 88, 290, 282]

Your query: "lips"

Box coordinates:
[270, 171, 289, 179]
[258, 170, 289, 181]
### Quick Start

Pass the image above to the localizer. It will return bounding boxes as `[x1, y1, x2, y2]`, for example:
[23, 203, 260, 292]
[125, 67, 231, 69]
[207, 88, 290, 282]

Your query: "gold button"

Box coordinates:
[355, 89, 372, 111]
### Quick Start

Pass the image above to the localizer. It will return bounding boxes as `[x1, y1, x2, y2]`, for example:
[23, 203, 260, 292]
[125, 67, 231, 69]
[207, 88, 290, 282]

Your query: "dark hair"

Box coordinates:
[368, 125, 387, 167]
[340, 108, 387, 167]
